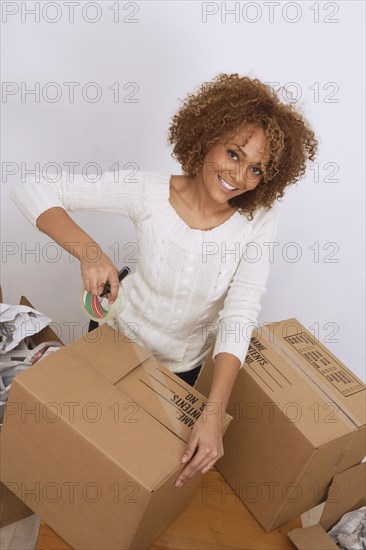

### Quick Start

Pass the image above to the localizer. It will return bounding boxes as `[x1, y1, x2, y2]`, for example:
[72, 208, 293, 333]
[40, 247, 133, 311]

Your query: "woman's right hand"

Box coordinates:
[80, 252, 120, 304]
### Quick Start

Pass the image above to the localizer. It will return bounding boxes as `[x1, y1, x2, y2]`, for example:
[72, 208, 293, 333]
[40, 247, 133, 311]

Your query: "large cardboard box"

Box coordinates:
[195, 317, 366, 532]
[1, 323, 232, 549]
[0, 289, 63, 528]
[288, 461, 366, 549]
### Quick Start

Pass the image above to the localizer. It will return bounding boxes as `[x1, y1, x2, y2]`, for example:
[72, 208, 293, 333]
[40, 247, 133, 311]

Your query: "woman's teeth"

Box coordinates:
[218, 175, 238, 192]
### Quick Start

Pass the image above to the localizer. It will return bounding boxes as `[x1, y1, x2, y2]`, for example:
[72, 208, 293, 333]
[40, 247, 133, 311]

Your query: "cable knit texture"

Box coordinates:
[10, 169, 279, 373]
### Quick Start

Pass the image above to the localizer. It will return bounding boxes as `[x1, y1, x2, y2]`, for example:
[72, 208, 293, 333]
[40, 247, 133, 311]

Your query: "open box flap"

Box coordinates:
[288, 523, 339, 549]
[319, 461, 366, 531]
[65, 324, 153, 383]
[288, 462, 366, 549]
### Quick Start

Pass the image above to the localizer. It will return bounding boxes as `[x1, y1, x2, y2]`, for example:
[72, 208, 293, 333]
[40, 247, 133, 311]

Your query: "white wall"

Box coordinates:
[2, 1, 365, 381]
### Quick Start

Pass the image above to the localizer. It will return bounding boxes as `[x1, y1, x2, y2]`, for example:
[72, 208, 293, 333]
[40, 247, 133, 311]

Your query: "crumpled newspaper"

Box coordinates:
[328, 506, 366, 550]
[0, 302, 60, 426]
[0, 303, 52, 353]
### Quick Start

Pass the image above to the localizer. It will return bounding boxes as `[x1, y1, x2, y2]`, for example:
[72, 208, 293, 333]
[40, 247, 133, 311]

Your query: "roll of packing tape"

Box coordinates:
[80, 283, 126, 325]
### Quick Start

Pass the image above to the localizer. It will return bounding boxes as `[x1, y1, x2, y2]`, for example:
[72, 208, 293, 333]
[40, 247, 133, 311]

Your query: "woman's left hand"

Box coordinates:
[174, 413, 224, 488]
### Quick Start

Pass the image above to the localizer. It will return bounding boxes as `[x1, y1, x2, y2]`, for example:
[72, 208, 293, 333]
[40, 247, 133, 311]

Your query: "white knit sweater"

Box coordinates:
[10, 170, 279, 373]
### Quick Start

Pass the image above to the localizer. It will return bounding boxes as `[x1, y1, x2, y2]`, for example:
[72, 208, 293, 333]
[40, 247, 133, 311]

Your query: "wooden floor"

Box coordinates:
[2, 469, 301, 550]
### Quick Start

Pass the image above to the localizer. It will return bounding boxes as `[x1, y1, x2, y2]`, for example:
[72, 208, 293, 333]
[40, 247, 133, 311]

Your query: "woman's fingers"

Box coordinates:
[91, 275, 106, 297]
[107, 276, 120, 303]
[80, 255, 120, 302]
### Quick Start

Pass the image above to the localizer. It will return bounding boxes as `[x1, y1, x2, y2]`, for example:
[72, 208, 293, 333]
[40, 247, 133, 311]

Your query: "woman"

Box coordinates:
[10, 73, 318, 488]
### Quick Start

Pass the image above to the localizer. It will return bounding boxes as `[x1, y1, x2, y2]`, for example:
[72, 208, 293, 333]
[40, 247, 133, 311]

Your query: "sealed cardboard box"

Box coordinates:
[195, 317, 366, 532]
[0, 289, 63, 528]
[288, 461, 366, 549]
[1, 323, 232, 549]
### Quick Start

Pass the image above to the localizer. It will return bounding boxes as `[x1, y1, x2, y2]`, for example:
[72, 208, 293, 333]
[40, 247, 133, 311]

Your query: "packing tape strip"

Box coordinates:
[80, 283, 126, 325]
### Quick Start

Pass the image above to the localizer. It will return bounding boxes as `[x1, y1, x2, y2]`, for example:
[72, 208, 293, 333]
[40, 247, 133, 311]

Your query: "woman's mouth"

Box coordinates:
[217, 175, 239, 193]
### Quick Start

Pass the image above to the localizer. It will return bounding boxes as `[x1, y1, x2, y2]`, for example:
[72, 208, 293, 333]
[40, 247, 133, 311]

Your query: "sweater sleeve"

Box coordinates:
[10, 169, 149, 231]
[212, 205, 279, 368]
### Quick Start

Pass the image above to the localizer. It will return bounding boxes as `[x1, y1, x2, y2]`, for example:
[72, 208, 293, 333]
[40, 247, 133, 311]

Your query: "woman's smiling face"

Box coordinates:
[200, 125, 268, 204]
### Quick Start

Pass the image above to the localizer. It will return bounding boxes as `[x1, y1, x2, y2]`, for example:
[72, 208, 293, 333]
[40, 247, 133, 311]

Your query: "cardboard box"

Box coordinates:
[1, 323, 232, 549]
[288, 461, 366, 549]
[0, 288, 63, 528]
[194, 317, 366, 532]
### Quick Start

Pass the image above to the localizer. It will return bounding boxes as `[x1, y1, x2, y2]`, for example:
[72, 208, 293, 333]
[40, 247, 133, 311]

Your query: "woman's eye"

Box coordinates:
[251, 167, 262, 176]
[227, 149, 239, 161]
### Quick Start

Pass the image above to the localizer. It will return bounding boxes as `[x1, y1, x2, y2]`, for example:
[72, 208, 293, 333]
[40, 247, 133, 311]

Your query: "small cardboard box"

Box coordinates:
[0, 288, 63, 528]
[194, 317, 366, 532]
[288, 461, 366, 549]
[1, 323, 232, 549]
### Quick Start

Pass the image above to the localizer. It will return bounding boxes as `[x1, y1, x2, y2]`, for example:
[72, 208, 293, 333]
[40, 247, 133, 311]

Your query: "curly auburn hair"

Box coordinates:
[167, 73, 319, 220]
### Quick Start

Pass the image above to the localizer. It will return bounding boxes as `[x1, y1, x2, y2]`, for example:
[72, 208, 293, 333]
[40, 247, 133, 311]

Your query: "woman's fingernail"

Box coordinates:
[181, 455, 188, 463]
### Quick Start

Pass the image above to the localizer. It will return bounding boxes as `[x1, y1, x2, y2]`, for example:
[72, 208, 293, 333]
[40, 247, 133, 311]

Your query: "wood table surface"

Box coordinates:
[36, 469, 300, 549]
